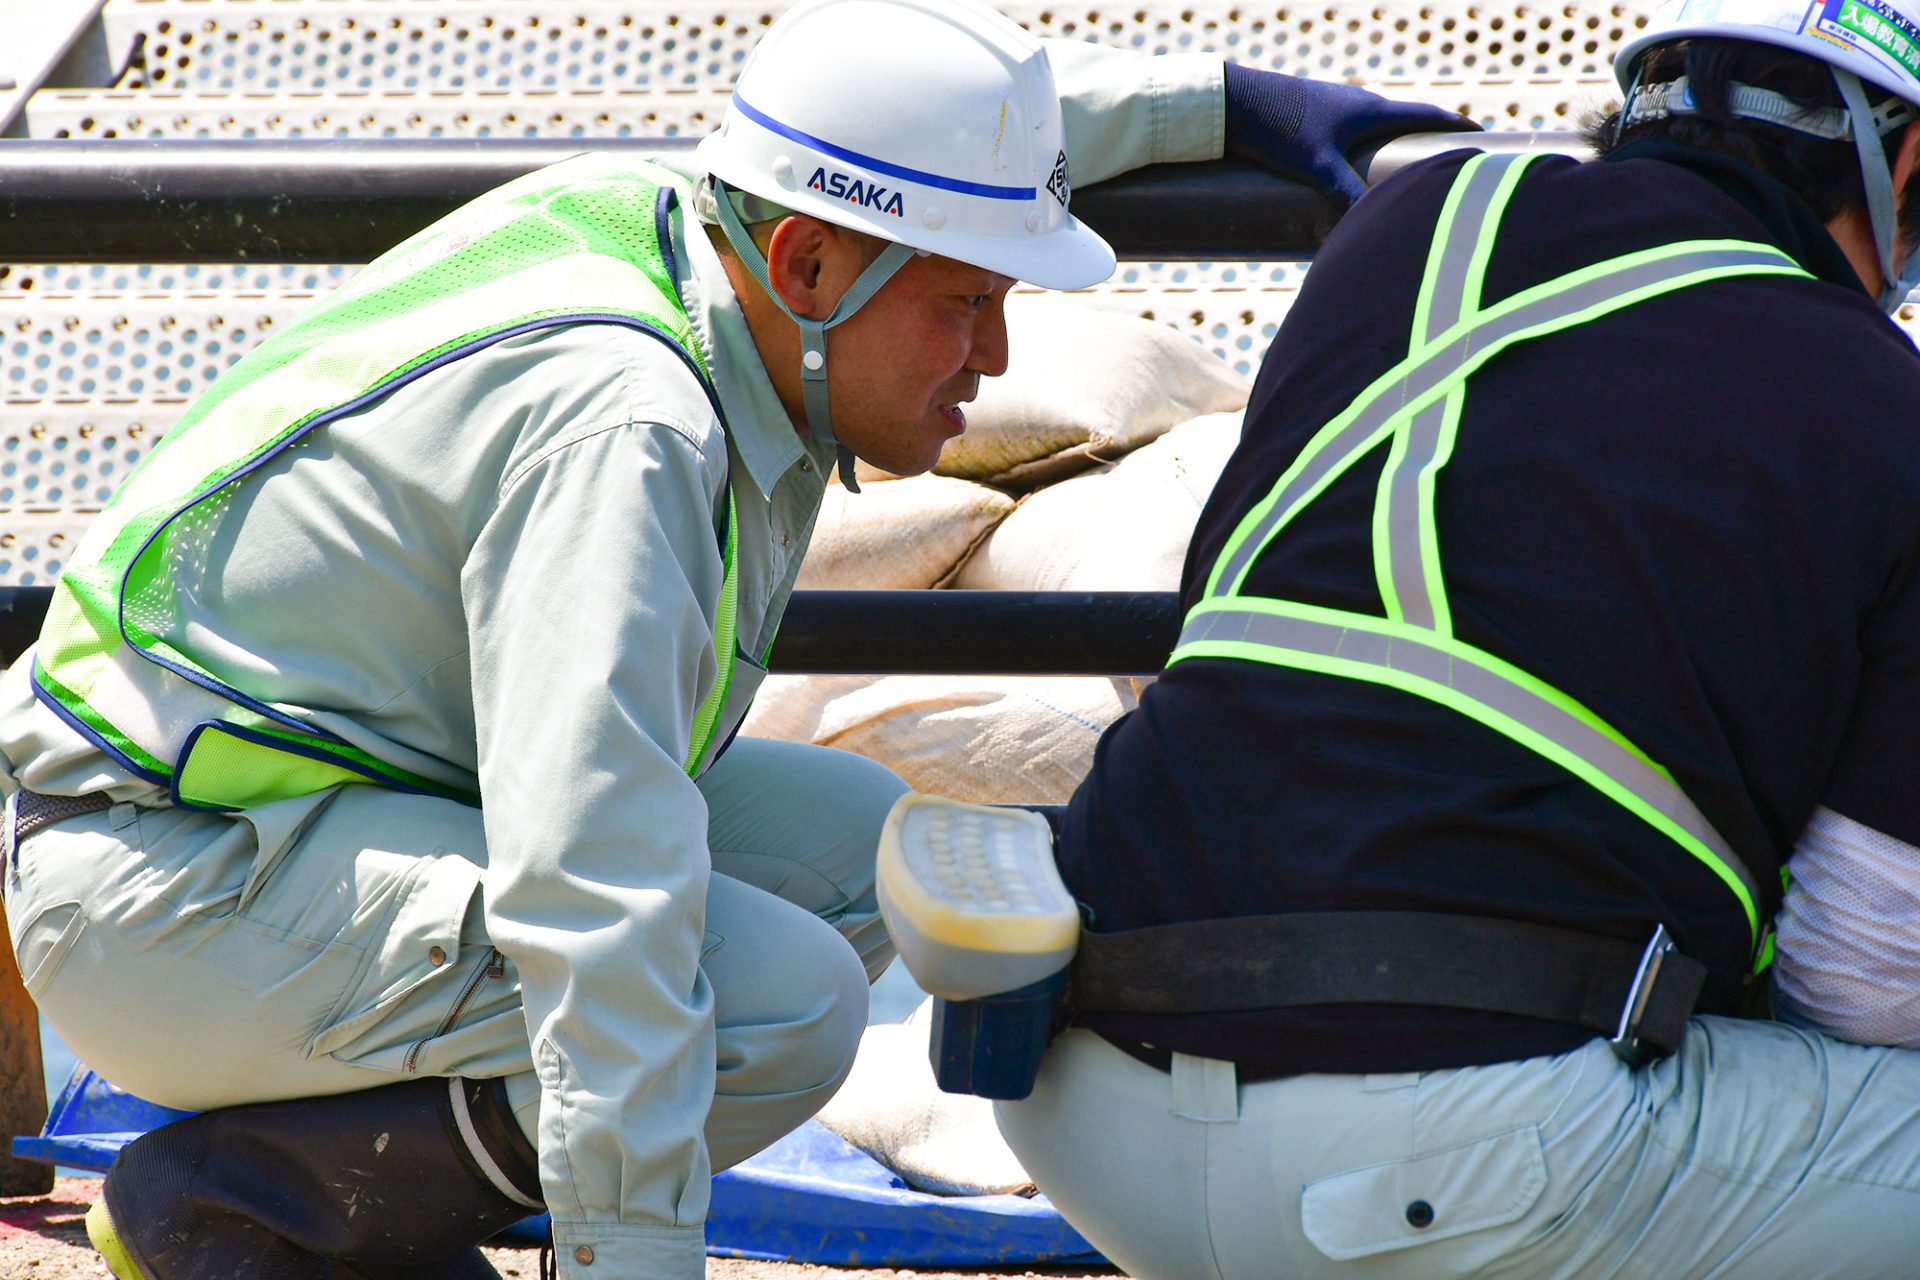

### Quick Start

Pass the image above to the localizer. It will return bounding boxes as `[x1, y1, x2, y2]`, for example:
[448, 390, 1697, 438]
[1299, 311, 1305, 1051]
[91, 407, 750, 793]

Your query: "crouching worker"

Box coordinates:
[0, 0, 1468, 1275]
[883, 1, 1920, 1276]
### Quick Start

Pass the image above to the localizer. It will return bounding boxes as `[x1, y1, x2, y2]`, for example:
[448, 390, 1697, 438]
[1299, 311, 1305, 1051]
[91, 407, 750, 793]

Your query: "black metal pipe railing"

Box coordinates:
[0, 131, 1583, 263]
[0, 586, 1181, 674]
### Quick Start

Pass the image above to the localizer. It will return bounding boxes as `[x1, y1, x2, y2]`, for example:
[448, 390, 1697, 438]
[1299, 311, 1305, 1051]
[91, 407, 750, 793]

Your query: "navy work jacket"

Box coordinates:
[1060, 140, 1920, 1074]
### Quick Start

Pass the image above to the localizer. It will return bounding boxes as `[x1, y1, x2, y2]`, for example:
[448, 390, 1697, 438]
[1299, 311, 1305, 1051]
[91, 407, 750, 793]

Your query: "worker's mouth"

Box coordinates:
[936, 403, 968, 436]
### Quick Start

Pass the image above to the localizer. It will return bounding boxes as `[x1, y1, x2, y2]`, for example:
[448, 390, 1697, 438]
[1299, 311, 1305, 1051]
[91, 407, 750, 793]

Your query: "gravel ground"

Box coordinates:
[1, 1179, 1124, 1279]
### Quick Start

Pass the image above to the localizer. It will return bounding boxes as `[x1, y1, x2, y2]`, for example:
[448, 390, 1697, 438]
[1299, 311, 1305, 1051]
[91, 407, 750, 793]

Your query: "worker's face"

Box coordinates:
[822, 252, 1014, 476]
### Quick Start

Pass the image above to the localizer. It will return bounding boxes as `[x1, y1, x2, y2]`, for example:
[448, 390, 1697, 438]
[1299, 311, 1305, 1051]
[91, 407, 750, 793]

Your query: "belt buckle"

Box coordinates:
[1609, 923, 1675, 1067]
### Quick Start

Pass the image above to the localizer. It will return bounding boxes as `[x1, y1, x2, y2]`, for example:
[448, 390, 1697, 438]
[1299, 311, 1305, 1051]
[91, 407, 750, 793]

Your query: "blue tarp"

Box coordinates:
[14, 1066, 1105, 1268]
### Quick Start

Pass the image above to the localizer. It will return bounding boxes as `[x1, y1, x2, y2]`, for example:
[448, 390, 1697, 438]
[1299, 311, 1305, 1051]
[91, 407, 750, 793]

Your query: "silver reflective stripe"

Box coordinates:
[1386, 398, 1449, 631]
[1176, 605, 1763, 912]
[1419, 155, 1519, 342]
[1384, 156, 1522, 630]
[1213, 243, 1795, 594]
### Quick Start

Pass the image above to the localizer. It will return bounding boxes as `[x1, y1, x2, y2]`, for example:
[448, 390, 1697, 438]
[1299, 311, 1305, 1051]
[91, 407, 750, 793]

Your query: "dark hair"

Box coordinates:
[1587, 38, 1920, 239]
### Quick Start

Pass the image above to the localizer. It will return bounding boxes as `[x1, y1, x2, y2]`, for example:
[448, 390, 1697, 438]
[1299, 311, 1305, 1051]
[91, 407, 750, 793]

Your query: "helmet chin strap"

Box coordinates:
[710, 177, 917, 490]
[1832, 70, 1920, 315]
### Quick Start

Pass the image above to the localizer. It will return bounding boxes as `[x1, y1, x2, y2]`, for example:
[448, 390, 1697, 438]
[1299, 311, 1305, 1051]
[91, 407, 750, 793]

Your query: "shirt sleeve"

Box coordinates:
[1044, 38, 1225, 188]
[1770, 806, 1920, 1049]
[461, 335, 731, 1278]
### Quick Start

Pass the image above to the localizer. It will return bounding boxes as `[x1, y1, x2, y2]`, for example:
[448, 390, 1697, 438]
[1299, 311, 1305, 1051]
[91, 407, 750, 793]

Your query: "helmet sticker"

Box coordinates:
[807, 166, 907, 217]
[1045, 150, 1070, 208]
[1809, 0, 1920, 82]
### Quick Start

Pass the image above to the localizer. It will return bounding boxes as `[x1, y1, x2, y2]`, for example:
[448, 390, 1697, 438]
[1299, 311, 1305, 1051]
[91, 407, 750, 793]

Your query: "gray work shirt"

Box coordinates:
[0, 41, 1225, 1277]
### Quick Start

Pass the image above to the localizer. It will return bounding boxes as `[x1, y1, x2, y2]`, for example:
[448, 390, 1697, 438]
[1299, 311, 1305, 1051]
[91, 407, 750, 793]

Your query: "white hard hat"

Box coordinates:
[1613, 0, 1920, 313]
[1615, 0, 1920, 104]
[695, 0, 1115, 291]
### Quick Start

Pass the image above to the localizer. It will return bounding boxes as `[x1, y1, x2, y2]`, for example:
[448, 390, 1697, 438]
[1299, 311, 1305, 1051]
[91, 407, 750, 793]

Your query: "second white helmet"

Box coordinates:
[1616, 0, 1920, 106]
[695, 0, 1115, 290]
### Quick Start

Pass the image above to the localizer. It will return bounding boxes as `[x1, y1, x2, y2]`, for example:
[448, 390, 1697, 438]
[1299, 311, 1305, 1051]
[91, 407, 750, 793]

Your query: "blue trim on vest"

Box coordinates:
[167, 719, 481, 813]
[655, 186, 681, 285]
[731, 92, 1037, 201]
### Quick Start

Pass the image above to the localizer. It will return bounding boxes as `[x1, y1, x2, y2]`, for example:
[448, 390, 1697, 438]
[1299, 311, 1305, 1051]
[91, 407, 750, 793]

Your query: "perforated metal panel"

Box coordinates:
[104, 0, 1653, 92]
[1, 295, 294, 399]
[26, 77, 1613, 138]
[0, 263, 357, 295]
[107, 1, 778, 91]
[24, 86, 732, 138]
[0, 511, 103, 587]
[0, 403, 171, 507]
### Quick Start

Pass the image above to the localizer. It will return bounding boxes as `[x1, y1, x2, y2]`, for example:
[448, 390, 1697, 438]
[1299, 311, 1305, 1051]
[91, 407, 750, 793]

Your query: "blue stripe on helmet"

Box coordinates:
[731, 92, 1039, 201]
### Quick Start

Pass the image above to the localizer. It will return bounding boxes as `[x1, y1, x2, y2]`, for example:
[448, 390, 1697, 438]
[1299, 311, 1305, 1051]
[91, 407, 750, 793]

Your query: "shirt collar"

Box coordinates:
[1603, 136, 1867, 293]
[669, 196, 836, 498]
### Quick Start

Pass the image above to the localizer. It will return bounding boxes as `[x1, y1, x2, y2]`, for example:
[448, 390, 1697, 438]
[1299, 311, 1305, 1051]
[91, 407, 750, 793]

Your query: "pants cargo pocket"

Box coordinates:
[1301, 1125, 1548, 1263]
[305, 852, 488, 1066]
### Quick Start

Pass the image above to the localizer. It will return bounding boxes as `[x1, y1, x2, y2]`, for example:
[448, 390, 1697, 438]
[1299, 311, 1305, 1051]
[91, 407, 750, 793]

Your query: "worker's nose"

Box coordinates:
[968, 293, 1011, 379]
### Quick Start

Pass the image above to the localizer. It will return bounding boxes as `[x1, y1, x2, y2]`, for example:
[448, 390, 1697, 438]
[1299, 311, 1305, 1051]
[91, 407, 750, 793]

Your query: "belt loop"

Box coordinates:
[1171, 1052, 1239, 1123]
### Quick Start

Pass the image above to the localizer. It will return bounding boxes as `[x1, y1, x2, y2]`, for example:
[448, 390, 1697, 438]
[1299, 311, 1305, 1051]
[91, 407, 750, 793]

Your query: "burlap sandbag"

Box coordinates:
[741, 672, 1141, 804]
[814, 999, 1032, 1197]
[798, 473, 1016, 590]
[953, 409, 1244, 592]
[855, 294, 1249, 489]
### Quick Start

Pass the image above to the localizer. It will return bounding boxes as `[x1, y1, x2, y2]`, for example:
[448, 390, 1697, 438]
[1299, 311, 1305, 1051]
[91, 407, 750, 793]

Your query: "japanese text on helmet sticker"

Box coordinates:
[1811, 0, 1920, 82]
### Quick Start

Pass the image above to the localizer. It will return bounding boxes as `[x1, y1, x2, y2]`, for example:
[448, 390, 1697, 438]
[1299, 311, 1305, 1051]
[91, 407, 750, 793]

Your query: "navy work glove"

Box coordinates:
[1223, 63, 1481, 207]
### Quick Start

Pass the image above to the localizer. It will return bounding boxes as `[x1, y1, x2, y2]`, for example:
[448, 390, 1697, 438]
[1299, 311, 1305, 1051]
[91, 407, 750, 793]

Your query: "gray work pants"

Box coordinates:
[998, 1024, 1920, 1279]
[5, 736, 903, 1172]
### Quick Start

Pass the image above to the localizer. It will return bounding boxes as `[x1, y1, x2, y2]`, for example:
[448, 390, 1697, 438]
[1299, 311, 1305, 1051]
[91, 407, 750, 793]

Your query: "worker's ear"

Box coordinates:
[763, 214, 863, 322]
[1895, 120, 1920, 193]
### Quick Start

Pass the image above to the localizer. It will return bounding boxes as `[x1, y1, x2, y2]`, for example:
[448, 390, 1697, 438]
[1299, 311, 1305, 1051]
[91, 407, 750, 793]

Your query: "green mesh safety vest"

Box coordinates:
[1169, 152, 1813, 956]
[33, 153, 741, 812]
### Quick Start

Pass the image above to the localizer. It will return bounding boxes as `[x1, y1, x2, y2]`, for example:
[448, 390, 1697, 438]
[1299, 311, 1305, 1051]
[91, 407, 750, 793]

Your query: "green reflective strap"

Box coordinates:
[1376, 153, 1537, 631]
[683, 483, 740, 777]
[1179, 156, 1804, 955]
[1414, 391, 1465, 636]
[1413, 155, 1532, 631]
[1169, 597, 1762, 943]
[1372, 416, 1422, 627]
[1207, 240, 1805, 604]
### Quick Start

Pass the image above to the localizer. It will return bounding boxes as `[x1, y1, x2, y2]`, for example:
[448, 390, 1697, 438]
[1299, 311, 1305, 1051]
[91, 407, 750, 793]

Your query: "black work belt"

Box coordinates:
[1069, 911, 1707, 1064]
[11, 788, 112, 845]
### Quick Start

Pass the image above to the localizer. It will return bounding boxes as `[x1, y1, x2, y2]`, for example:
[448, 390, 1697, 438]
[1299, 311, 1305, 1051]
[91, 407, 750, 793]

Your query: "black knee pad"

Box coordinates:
[442, 1077, 542, 1212]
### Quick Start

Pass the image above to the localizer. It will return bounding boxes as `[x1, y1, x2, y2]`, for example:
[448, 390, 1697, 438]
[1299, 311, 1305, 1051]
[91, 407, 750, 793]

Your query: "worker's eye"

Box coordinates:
[963, 294, 990, 311]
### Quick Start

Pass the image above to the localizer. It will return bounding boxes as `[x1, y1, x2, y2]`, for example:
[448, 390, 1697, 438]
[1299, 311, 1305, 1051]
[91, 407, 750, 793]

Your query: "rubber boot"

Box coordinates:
[86, 1076, 541, 1280]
